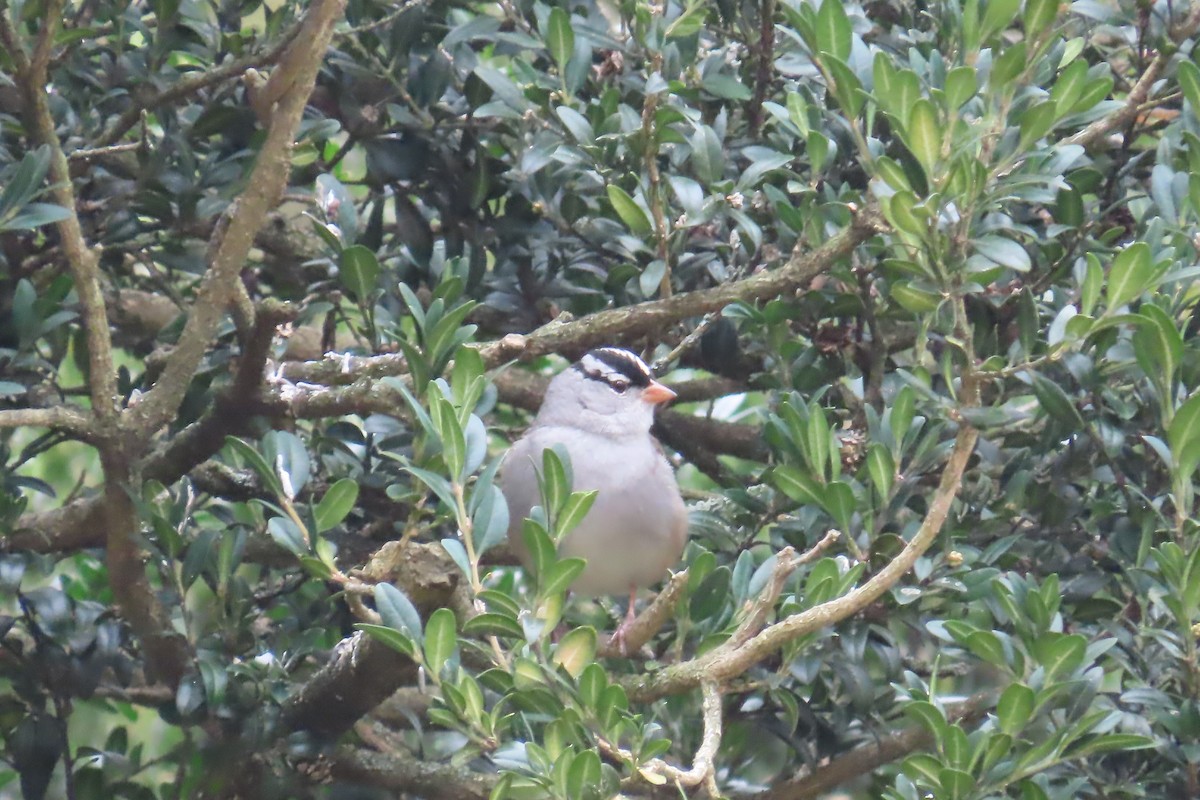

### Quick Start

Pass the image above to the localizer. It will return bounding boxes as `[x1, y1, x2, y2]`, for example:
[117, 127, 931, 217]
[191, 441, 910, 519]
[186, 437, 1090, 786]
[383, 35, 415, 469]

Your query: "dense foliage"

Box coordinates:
[4, 0, 1200, 798]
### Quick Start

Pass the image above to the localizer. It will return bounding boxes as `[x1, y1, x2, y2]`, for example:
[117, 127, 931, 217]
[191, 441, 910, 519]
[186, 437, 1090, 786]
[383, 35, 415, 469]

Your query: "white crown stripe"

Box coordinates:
[591, 347, 652, 378]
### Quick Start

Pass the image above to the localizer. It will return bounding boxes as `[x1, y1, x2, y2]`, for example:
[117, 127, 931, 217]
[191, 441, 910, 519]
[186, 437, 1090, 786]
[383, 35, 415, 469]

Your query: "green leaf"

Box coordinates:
[263, 430, 310, 497]
[867, 443, 895, 499]
[690, 126, 724, 184]
[339, 245, 381, 301]
[375, 583, 423, 639]
[997, 682, 1035, 735]
[424, 607, 458, 676]
[822, 481, 856, 531]
[1023, 0, 1058, 37]
[606, 184, 653, 236]
[990, 41, 1027, 89]
[224, 436, 284, 497]
[1018, 100, 1057, 147]
[1169, 393, 1200, 471]
[904, 701, 948, 746]
[890, 281, 942, 313]
[429, 390, 467, 481]
[1035, 632, 1087, 679]
[314, 478, 359, 533]
[944, 66, 977, 109]
[905, 99, 941, 175]
[939, 767, 974, 800]
[555, 106, 593, 143]
[355, 623, 416, 657]
[1180, 60, 1200, 116]
[974, 235, 1030, 272]
[890, 386, 916, 447]
[540, 558, 586, 598]
[0, 145, 51, 217]
[1030, 373, 1083, 429]
[463, 613, 525, 640]
[566, 749, 602, 799]
[1106, 242, 1152, 309]
[1049, 59, 1088, 114]
[980, 0, 1020, 40]
[557, 490, 597, 537]
[772, 466, 825, 507]
[1063, 733, 1157, 758]
[665, 5, 705, 38]
[0, 203, 71, 231]
[545, 7, 574, 70]
[539, 447, 571, 521]
[1133, 304, 1183, 394]
[404, 466, 458, 511]
[267, 516, 307, 555]
[815, 0, 852, 61]
[552, 626, 596, 677]
[473, 483, 511, 555]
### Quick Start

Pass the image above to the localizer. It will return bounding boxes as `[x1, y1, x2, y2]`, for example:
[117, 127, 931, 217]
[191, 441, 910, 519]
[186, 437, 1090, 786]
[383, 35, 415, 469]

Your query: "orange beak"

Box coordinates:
[642, 380, 676, 405]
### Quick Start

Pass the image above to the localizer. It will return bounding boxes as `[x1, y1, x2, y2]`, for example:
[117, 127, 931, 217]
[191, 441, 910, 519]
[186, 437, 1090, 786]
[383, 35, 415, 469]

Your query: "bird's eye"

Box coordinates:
[610, 380, 629, 393]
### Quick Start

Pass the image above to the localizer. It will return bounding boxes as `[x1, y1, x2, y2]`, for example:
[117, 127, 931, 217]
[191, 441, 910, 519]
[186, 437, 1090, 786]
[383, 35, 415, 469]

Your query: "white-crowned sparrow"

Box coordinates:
[499, 347, 688, 648]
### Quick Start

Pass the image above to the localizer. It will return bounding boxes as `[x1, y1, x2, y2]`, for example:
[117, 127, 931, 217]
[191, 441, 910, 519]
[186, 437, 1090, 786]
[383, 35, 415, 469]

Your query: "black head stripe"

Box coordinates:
[574, 348, 653, 389]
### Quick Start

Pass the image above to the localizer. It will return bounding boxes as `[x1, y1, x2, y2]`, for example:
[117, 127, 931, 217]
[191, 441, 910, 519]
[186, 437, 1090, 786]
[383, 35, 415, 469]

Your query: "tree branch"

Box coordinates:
[1066, 5, 1200, 149]
[0, 407, 95, 436]
[624, 423, 978, 702]
[90, 17, 306, 148]
[746, 691, 995, 800]
[124, 0, 347, 439]
[3, 302, 298, 554]
[279, 541, 468, 737]
[275, 204, 888, 388]
[476, 205, 888, 369]
[324, 745, 495, 799]
[4, 0, 118, 421]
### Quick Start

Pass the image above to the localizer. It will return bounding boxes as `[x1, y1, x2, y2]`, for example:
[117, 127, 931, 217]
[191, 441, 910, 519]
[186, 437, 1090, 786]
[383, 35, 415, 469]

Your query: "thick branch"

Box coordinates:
[624, 423, 978, 702]
[747, 691, 994, 800]
[3, 303, 298, 554]
[0, 407, 94, 436]
[5, 1, 117, 421]
[325, 746, 494, 799]
[476, 205, 888, 369]
[125, 0, 346, 439]
[101, 453, 192, 687]
[280, 541, 468, 737]
[276, 205, 887, 388]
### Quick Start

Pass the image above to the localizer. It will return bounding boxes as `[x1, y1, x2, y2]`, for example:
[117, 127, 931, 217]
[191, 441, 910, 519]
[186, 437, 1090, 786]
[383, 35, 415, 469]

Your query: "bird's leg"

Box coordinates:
[608, 585, 639, 656]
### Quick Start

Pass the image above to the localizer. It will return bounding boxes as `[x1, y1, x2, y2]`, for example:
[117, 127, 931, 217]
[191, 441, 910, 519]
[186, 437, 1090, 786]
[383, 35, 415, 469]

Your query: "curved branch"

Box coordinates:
[623, 423, 978, 702]
[1066, 5, 1200, 149]
[3, 0, 117, 421]
[125, 0, 347, 439]
[276, 204, 888, 387]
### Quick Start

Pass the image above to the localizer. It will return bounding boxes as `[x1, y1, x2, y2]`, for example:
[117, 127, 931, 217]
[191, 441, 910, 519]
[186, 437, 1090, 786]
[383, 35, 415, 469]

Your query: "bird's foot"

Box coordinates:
[607, 590, 639, 656]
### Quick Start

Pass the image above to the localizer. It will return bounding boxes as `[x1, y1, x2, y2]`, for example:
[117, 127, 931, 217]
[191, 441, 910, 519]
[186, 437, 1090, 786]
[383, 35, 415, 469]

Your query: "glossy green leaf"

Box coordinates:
[1106, 242, 1153, 309]
[905, 99, 941, 174]
[815, 0, 852, 61]
[314, 478, 359, 533]
[424, 607, 458, 676]
[545, 7, 574, 70]
[606, 184, 653, 236]
[552, 626, 596, 677]
[339, 245, 381, 301]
